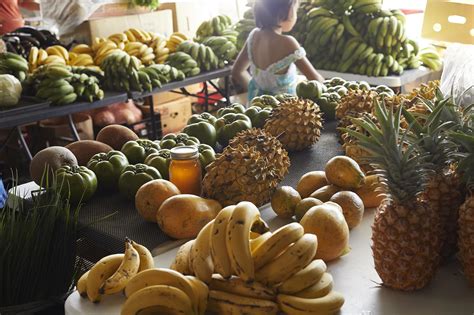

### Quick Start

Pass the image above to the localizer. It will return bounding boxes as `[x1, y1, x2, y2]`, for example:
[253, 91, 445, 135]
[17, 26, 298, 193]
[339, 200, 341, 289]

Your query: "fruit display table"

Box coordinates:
[317, 67, 442, 93]
[64, 204, 474, 315]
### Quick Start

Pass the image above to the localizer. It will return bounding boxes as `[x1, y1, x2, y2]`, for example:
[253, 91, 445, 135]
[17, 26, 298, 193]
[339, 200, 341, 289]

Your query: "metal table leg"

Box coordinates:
[67, 115, 81, 141]
[224, 76, 230, 106]
[149, 96, 157, 140]
[16, 126, 33, 161]
[203, 82, 209, 112]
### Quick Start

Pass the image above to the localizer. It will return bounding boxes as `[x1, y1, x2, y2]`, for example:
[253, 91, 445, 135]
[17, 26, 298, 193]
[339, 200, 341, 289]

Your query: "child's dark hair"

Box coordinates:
[254, 0, 297, 29]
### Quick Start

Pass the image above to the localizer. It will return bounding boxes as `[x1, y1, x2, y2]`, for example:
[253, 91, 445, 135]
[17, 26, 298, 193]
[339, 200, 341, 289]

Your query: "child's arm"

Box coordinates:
[296, 57, 324, 82]
[287, 36, 324, 82]
[231, 42, 252, 92]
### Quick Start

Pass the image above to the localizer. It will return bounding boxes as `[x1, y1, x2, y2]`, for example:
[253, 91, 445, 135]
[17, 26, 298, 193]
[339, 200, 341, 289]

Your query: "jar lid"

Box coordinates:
[170, 146, 199, 160]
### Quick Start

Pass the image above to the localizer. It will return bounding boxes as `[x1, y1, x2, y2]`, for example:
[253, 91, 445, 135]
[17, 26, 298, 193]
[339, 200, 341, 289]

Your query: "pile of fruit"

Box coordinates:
[234, 0, 442, 76]
[25, 64, 104, 105]
[292, 0, 442, 75]
[170, 201, 345, 314]
[335, 83, 474, 289]
[0, 52, 29, 82]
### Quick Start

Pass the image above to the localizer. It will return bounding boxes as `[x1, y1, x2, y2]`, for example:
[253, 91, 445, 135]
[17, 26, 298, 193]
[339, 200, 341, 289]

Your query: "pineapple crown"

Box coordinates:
[343, 100, 433, 204]
[402, 88, 459, 171]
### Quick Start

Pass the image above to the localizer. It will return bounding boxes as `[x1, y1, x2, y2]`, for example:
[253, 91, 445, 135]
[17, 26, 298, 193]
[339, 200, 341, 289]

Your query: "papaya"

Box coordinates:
[325, 156, 365, 189]
[156, 195, 222, 239]
[354, 174, 385, 208]
[296, 171, 328, 198]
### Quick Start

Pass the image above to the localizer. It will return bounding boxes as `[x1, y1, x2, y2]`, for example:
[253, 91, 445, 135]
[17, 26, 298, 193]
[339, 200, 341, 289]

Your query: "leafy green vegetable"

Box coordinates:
[131, 0, 160, 10]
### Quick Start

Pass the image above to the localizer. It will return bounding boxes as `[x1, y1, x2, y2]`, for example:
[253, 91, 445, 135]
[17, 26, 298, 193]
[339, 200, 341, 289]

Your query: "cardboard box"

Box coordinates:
[158, 1, 214, 37]
[139, 97, 193, 135]
[73, 10, 174, 44]
[422, 0, 474, 45]
[152, 83, 202, 104]
[157, 97, 193, 134]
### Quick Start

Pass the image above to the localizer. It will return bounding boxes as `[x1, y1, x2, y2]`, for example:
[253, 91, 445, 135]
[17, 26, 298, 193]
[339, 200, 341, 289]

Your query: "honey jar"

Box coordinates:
[169, 146, 202, 195]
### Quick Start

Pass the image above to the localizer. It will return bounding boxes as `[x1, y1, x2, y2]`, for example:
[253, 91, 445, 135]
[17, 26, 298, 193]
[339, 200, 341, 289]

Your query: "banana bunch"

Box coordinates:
[122, 269, 207, 315]
[167, 52, 200, 77]
[166, 32, 188, 53]
[102, 51, 142, 92]
[195, 15, 233, 41]
[317, 0, 355, 15]
[91, 39, 124, 67]
[351, 0, 382, 14]
[202, 36, 237, 65]
[70, 44, 94, 55]
[31, 64, 77, 105]
[303, 11, 345, 59]
[28, 46, 67, 73]
[68, 69, 104, 102]
[366, 10, 406, 54]
[221, 29, 239, 45]
[418, 45, 442, 71]
[150, 35, 169, 64]
[108, 32, 129, 45]
[234, 9, 256, 50]
[147, 64, 186, 83]
[124, 28, 154, 45]
[177, 40, 219, 72]
[77, 239, 154, 303]
[68, 53, 95, 67]
[124, 41, 155, 66]
[170, 201, 345, 315]
[0, 52, 28, 82]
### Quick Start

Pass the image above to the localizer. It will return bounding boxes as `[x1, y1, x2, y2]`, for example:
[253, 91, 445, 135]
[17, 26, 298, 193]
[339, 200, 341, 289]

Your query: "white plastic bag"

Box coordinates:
[40, 0, 112, 36]
[440, 44, 474, 107]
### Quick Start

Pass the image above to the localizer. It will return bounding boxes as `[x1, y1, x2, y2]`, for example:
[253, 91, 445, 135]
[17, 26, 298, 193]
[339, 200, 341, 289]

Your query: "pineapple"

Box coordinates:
[402, 91, 465, 261]
[345, 101, 441, 290]
[450, 109, 474, 285]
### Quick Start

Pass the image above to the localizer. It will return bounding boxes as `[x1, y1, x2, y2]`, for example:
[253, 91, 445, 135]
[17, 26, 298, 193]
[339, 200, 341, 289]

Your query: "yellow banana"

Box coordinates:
[37, 49, 48, 65]
[170, 239, 194, 274]
[277, 290, 345, 314]
[156, 54, 169, 64]
[256, 233, 318, 287]
[124, 268, 198, 314]
[96, 41, 118, 58]
[210, 205, 235, 278]
[28, 46, 38, 70]
[208, 290, 279, 315]
[44, 55, 66, 65]
[209, 274, 276, 301]
[94, 49, 121, 66]
[129, 28, 146, 42]
[190, 220, 214, 283]
[186, 275, 209, 315]
[278, 259, 327, 294]
[125, 30, 137, 42]
[71, 44, 93, 55]
[73, 54, 94, 66]
[169, 35, 184, 46]
[226, 201, 261, 282]
[68, 52, 78, 61]
[250, 231, 272, 254]
[131, 240, 154, 272]
[76, 271, 89, 298]
[100, 240, 140, 295]
[125, 42, 143, 52]
[46, 45, 69, 61]
[86, 254, 124, 303]
[121, 285, 194, 315]
[252, 222, 305, 270]
[295, 272, 333, 299]
[172, 32, 188, 41]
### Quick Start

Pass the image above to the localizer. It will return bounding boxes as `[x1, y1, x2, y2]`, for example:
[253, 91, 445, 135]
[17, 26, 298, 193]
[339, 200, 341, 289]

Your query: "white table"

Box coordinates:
[317, 67, 442, 93]
[64, 204, 474, 315]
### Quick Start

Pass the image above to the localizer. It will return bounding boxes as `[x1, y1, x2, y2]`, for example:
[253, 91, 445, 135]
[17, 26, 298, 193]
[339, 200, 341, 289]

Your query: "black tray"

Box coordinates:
[0, 96, 50, 117]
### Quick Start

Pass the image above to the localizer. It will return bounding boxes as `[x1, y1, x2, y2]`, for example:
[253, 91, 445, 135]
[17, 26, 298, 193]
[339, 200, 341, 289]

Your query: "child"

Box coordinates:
[231, 0, 324, 101]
